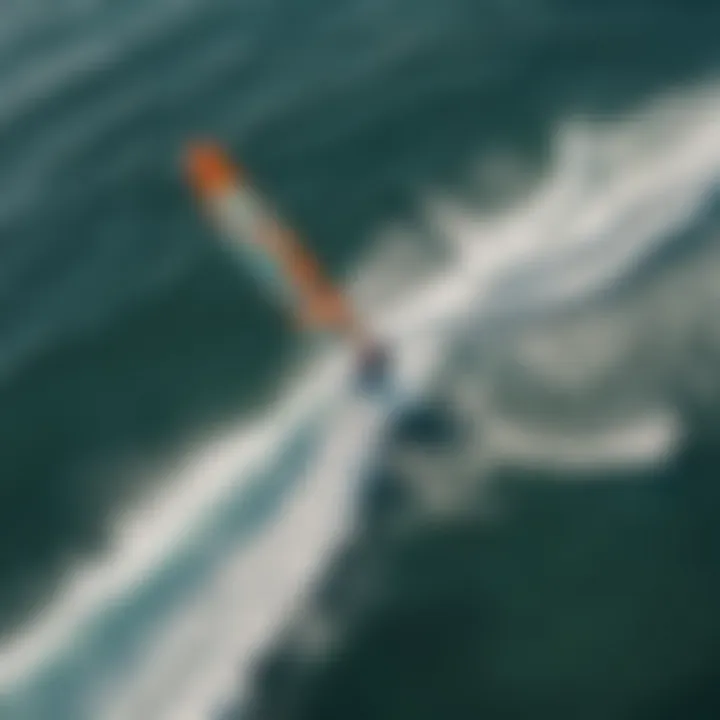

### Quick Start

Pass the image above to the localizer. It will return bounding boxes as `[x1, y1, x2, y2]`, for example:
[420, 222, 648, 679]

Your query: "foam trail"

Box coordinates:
[97, 320, 444, 720]
[485, 410, 682, 471]
[452, 87, 720, 316]
[102, 398, 387, 720]
[3, 81, 720, 719]
[0, 351, 346, 690]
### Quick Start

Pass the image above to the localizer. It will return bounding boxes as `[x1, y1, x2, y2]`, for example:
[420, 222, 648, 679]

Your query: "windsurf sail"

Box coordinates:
[184, 143, 367, 343]
[184, 141, 394, 395]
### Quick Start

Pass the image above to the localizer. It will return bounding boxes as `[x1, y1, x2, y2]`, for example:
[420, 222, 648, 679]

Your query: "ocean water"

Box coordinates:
[1, 0, 720, 718]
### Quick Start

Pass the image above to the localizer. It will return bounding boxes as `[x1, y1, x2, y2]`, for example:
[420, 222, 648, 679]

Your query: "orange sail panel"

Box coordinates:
[184, 142, 359, 335]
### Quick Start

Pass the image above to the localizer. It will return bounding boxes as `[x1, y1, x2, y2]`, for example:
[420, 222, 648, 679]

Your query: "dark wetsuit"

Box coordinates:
[356, 342, 391, 395]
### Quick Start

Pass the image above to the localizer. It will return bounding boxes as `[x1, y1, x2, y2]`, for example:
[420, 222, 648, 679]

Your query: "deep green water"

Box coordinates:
[1, 0, 720, 718]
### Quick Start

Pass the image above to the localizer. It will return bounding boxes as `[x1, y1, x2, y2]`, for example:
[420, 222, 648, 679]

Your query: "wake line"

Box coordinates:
[0, 351, 345, 691]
